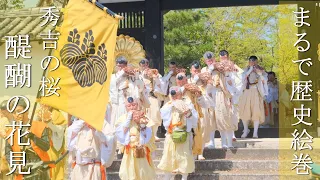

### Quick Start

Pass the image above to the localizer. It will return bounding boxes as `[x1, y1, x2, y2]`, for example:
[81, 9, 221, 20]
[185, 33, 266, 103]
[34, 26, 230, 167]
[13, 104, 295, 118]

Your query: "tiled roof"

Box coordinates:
[0, 7, 63, 42]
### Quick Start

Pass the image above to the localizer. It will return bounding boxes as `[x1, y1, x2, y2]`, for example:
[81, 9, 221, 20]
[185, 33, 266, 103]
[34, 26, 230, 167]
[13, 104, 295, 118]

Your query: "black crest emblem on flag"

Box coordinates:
[60, 28, 108, 87]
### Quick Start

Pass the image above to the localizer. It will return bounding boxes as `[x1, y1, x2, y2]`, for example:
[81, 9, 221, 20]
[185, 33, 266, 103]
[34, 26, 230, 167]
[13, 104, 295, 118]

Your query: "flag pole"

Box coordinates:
[88, 0, 124, 20]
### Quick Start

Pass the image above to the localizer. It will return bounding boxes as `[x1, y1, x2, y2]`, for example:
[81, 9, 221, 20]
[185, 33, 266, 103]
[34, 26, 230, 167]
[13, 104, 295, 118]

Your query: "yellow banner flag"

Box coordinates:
[40, 0, 119, 131]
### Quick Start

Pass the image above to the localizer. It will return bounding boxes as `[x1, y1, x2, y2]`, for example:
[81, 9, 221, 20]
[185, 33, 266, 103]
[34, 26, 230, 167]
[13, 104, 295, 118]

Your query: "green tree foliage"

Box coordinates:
[0, 0, 24, 10]
[163, 5, 298, 84]
[164, 10, 214, 72]
[276, 5, 299, 85]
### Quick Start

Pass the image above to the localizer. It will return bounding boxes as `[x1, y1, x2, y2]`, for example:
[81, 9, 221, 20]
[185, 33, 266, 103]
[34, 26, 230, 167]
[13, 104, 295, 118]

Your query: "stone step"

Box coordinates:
[106, 170, 311, 180]
[155, 139, 278, 149]
[115, 148, 320, 160]
[107, 159, 280, 172]
[156, 124, 313, 138]
[155, 138, 320, 149]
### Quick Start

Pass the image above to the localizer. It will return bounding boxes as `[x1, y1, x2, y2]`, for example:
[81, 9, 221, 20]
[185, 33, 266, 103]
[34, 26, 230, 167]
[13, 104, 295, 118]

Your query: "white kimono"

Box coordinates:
[109, 70, 146, 127]
[67, 119, 115, 180]
[158, 100, 198, 173]
[238, 67, 268, 123]
[115, 113, 156, 180]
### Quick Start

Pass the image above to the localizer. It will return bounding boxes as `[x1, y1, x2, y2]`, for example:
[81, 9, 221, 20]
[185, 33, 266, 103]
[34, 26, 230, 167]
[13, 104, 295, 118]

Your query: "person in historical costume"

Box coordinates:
[115, 97, 156, 180]
[35, 104, 67, 180]
[187, 62, 216, 159]
[0, 100, 13, 180]
[138, 59, 163, 141]
[109, 56, 149, 128]
[5, 98, 52, 180]
[176, 73, 211, 159]
[238, 56, 268, 138]
[187, 61, 202, 85]
[197, 72, 216, 154]
[218, 50, 243, 141]
[201, 51, 217, 148]
[158, 61, 178, 103]
[263, 71, 279, 127]
[67, 117, 115, 180]
[158, 86, 198, 180]
[208, 54, 241, 148]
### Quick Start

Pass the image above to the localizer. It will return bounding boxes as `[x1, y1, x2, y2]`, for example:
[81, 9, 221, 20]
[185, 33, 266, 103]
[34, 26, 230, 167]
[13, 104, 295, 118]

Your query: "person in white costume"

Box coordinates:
[187, 61, 216, 159]
[176, 72, 212, 160]
[158, 86, 198, 180]
[264, 71, 279, 127]
[67, 118, 116, 180]
[238, 56, 268, 138]
[115, 97, 156, 180]
[158, 61, 178, 103]
[219, 50, 243, 142]
[109, 56, 148, 128]
[201, 51, 218, 149]
[138, 59, 163, 141]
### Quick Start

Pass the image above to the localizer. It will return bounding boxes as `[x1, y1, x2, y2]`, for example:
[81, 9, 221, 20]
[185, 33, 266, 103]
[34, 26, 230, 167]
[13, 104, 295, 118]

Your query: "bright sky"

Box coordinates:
[24, 0, 38, 8]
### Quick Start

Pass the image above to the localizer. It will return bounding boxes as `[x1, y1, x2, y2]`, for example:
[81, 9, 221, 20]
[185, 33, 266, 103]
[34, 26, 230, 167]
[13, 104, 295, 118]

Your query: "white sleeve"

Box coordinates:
[123, 112, 132, 128]
[245, 66, 253, 77]
[115, 70, 125, 84]
[139, 127, 152, 145]
[67, 120, 85, 151]
[115, 122, 130, 145]
[208, 64, 214, 72]
[100, 134, 117, 168]
[192, 75, 199, 83]
[225, 76, 237, 96]
[162, 72, 173, 82]
[156, 76, 170, 95]
[160, 104, 173, 130]
[186, 103, 198, 132]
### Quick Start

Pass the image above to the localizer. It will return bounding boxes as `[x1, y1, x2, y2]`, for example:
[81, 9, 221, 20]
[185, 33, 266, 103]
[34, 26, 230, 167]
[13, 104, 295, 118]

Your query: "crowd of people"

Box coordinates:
[104, 49, 279, 180]
[0, 50, 279, 180]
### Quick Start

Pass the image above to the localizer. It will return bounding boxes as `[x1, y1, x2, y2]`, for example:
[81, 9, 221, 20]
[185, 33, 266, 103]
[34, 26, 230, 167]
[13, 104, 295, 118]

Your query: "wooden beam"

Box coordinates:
[100, 1, 145, 12]
[160, 0, 279, 11]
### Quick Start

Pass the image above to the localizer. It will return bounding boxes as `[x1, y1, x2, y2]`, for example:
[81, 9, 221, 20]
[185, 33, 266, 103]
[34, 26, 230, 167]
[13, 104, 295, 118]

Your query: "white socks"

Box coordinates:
[241, 120, 250, 138]
[221, 130, 233, 148]
[241, 120, 259, 138]
[220, 131, 228, 148]
[181, 174, 188, 180]
[227, 130, 233, 148]
[206, 131, 215, 149]
[253, 120, 259, 138]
